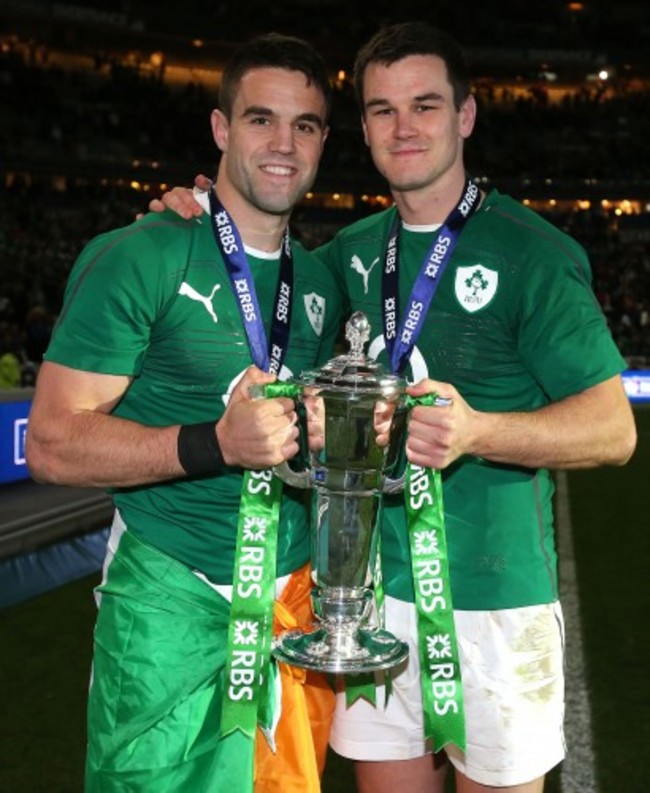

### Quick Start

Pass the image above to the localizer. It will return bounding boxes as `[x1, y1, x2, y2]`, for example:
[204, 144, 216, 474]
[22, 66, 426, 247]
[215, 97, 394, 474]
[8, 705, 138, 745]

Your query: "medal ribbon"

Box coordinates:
[208, 190, 293, 375]
[405, 394, 465, 752]
[209, 188, 296, 742]
[382, 179, 480, 374]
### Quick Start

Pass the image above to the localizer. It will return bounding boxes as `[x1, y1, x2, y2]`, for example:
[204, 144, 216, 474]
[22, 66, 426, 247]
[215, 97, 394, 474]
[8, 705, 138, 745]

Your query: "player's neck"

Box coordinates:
[212, 183, 288, 253]
[392, 172, 469, 226]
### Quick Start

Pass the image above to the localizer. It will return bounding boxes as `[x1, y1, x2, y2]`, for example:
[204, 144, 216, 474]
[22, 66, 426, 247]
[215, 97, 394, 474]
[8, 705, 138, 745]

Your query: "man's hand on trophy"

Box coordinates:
[303, 394, 325, 453]
[405, 379, 477, 470]
[374, 400, 397, 447]
[217, 366, 299, 469]
[148, 174, 212, 219]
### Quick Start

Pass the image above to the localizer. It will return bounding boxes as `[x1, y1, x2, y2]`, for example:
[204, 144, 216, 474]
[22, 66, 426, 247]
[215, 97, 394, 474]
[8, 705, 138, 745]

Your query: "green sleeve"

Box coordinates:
[515, 240, 625, 400]
[46, 221, 185, 375]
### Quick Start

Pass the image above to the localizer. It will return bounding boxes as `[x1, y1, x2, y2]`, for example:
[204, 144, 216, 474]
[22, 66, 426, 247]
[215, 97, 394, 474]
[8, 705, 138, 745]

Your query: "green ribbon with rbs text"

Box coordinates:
[405, 393, 466, 753]
[220, 382, 301, 741]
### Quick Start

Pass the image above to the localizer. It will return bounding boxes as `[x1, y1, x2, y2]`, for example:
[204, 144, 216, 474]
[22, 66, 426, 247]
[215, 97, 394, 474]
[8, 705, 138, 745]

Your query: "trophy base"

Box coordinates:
[272, 626, 409, 673]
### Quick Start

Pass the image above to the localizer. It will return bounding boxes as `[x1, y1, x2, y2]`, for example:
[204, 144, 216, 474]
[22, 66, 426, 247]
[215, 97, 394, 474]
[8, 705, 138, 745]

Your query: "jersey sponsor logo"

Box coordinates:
[179, 281, 222, 323]
[454, 265, 498, 313]
[350, 254, 380, 294]
[303, 292, 325, 336]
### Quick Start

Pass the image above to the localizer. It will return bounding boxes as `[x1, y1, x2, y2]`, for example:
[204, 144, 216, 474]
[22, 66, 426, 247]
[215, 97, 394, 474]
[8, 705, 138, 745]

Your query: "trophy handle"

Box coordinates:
[273, 460, 311, 489]
[382, 395, 452, 494]
[249, 382, 312, 489]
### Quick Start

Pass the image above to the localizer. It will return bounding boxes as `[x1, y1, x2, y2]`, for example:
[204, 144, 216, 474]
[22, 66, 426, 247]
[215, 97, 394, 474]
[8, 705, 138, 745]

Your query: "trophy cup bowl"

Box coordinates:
[270, 312, 410, 673]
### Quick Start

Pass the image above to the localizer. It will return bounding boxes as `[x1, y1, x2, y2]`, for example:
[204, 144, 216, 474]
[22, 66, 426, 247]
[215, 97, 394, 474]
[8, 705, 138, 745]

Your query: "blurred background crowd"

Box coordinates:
[1, 0, 649, 387]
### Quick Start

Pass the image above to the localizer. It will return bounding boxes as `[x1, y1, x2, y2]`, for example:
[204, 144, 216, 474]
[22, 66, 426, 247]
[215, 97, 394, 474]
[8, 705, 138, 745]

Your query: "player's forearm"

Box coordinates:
[26, 410, 185, 487]
[472, 378, 637, 470]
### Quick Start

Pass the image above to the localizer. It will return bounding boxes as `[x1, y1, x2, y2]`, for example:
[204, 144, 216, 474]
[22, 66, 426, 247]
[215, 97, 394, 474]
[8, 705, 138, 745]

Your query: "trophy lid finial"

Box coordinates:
[345, 311, 370, 358]
[296, 310, 405, 394]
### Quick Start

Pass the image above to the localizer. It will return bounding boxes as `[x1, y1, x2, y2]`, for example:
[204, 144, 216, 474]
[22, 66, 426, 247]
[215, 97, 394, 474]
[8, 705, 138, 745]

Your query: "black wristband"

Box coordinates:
[177, 422, 225, 476]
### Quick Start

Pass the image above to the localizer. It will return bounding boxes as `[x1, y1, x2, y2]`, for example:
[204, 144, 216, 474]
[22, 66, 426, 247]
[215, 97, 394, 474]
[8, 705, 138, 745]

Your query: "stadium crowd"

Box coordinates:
[1, 31, 649, 387]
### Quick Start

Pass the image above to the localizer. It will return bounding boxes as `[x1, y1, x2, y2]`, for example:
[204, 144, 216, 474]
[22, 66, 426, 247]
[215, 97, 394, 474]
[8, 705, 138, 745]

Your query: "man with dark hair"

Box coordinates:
[324, 22, 635, 793]
[155, 20, 636, 793]
[26, 33, 341, 793]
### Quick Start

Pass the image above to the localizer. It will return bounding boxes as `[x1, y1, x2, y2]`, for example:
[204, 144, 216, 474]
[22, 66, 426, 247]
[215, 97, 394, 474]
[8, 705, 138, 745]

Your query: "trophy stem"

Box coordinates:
[272, 588, 408, 673]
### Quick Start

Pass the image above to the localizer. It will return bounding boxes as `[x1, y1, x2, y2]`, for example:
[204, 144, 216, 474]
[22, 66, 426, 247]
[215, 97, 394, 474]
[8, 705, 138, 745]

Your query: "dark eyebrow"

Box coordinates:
[241, 105, 273, 119]
[413, 92, 445, 103]
[296, 112, 325, 130]
[241, 105, 325, 129]
[365, 91, 445, 110]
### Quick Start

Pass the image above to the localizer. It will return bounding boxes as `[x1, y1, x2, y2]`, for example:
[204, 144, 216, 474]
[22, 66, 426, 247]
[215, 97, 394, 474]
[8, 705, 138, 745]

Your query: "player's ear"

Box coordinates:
[211, 109, 229, 153]
[459, 94, 476, 139]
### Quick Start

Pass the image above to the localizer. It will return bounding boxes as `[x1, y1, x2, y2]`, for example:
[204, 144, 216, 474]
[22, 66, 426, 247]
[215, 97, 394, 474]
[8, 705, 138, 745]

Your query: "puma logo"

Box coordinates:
[350, 255, 380, 294]
[179, 281, 221, 323]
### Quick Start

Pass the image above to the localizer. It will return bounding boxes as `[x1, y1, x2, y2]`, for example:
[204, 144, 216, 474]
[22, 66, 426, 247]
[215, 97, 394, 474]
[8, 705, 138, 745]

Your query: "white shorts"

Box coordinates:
[330, 596, 566, 787]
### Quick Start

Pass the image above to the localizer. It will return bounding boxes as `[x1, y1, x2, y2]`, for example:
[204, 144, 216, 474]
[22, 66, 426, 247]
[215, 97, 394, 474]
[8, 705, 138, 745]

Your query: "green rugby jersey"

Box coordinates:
[46, 209, 343, 583]
[317, 189, 625, 609]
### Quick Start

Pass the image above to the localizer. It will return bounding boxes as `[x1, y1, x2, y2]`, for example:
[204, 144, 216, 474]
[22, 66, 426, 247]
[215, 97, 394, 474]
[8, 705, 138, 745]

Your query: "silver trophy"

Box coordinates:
[271, 312, 410, 673]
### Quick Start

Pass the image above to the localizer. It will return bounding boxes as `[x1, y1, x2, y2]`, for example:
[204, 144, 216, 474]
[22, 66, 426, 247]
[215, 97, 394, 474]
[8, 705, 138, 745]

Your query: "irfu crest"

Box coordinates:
[304, 292, 325, 336]
[454, 265, 498, 313]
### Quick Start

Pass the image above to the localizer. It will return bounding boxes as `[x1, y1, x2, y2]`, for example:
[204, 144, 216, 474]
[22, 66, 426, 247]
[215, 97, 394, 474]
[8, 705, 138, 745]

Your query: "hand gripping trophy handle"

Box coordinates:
[272, 393, 451, 494]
